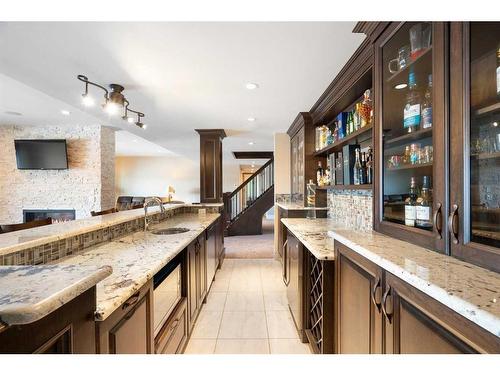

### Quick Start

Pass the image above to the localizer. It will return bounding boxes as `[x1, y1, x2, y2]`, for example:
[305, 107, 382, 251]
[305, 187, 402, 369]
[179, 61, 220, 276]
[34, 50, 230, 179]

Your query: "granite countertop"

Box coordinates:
[0, 203, 221, 257]
[0, 264, 112, 327]
[328, 229, 500, 338]
[280, 218, 336, 260]
[56, 213, 220, 321]
[276, 202, 328, 211]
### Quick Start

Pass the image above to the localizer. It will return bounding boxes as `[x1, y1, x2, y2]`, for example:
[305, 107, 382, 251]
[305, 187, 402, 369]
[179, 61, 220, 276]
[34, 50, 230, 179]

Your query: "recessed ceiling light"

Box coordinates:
[61, 110, 70, 116]
[248, 141, 254, 145]
[245, 82, 259, 90]
[247, 117, 256, 122]
[394, 83, 407, 90]
[133, 139, 138, 143]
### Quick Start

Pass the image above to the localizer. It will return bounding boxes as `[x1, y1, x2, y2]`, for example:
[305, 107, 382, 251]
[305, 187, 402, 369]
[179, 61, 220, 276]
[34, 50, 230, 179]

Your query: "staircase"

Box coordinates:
[223, 159, 274, 236]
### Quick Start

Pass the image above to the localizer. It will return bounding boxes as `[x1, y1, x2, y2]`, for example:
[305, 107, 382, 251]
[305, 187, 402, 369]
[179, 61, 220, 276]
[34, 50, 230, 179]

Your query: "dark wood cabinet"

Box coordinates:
[206, 222, 217, 290]
[335, 241, 384, 353]
[374, 22, 449, 253]
[95, 280, 154, 354]
[449, 22, 500, 272]
[187, 234, 207, 332]
[155, 298, 188, 354]
[0, 287, 97, 354]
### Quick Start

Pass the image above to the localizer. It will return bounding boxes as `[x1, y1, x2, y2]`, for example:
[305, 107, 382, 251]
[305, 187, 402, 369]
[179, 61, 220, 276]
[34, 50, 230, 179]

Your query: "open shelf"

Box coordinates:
[386, 47, 432, 84]
[313, 124, 373, 157]
[386, 162, 433, 171]
[474, 101, 500, 117]
[384, 127, 432, 148]
[316, 184, 372, 191]
[471, 151, 500, 160]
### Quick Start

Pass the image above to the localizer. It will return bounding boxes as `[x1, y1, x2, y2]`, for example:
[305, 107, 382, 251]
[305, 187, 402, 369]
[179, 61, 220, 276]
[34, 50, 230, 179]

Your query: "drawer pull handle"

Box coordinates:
[433, 202, 442, 239]
[448, 204, 459, 245]
[381, 285, 393, 324]
[371, 277, 381, 312]
[122, 291, 141, 309]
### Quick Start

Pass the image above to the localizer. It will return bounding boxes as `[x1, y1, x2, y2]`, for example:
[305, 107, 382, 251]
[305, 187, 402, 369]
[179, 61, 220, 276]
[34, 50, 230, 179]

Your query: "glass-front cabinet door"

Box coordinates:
[375, 22, 447, 252]
[450, 22, 500, 272]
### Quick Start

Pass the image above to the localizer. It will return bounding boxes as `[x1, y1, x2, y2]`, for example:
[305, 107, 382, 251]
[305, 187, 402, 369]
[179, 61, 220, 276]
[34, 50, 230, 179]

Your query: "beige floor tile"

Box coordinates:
[263, 291, 288, 311]
[228, 274, 262, 292]
[269, 339, 311, 354]
[214, 339, 270, 354]
[261, 274, 287, 292]
[225, 292, 265, 311]
[266, 310, 299, 339]
[190, 310, 223, 339]
[210, 276, 231, 292]
[202, 291, 227, 311]
[218, 311, 268, 339]
[184, 339, 217, 354]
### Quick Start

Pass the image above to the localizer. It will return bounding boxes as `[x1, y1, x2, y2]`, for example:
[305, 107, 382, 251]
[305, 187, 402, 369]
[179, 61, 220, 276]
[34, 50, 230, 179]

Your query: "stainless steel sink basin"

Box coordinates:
[150, 227, 190, 235]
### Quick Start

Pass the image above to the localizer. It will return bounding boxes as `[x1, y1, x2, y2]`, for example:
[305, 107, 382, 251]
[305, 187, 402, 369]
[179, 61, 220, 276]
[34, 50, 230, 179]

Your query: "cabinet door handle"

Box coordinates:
[122, 291, 141, 310]
[433, 202, 443, 239]
[170, 318, 180, 331]
[448, 204, 459, 245]
[381, 285, 393, 324]
[371, 277, 381, 313]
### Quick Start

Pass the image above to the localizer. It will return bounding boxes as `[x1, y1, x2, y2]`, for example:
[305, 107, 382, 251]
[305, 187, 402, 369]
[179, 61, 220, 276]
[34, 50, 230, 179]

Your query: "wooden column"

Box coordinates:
[195, 129, 226, 203]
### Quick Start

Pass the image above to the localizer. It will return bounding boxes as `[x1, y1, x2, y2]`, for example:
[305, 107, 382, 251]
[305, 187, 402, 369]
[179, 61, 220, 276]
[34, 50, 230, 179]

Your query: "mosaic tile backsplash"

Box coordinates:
[0, 205, 221, 266]
[327, 189, 373, 231]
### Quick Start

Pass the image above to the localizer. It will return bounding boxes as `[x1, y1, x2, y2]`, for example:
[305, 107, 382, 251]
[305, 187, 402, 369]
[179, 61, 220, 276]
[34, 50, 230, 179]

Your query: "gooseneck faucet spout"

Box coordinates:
[144, 197, 165, 231]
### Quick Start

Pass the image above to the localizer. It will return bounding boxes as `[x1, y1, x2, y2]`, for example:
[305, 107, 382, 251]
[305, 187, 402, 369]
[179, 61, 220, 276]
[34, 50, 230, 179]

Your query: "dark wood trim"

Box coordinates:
[287, 112, 310, 138]
[353, 22, 391, 42]
[232, 151, 273, 159]
[197, 129, 225, 203]
[194, 129, 227, 138]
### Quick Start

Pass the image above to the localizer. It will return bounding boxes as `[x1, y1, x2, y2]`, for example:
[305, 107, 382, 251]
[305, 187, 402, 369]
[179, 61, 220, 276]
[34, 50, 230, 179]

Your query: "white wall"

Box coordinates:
[223, 162, 241, 193]
[0, 124, 115, 223]
[115, 155, 200, 203]
[274, 133, 290, 194]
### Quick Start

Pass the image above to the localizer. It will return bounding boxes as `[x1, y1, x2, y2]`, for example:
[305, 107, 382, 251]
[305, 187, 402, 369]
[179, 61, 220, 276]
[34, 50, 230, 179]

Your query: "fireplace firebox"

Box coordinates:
[23, 209, 76, 223]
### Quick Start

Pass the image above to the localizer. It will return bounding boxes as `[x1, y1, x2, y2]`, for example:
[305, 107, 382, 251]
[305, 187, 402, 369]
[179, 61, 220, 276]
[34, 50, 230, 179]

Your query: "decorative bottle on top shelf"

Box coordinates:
[404, 176, 418, 227]
[421, 74, 433, 129]
[416, 175, 433, 230]
[404, 70, 421, 133]
[353, 148, 363, 185]
[366, 146, 373, 184]
[354, 103, 361, 131]
[496, 44, 500, 97]
[360, 89, 373, 128]
[316, 161, 324, 186]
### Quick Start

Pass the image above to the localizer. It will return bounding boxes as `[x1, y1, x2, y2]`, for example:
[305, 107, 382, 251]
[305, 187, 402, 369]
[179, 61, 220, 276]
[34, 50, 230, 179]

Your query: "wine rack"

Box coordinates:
[304, 251, 335, 354]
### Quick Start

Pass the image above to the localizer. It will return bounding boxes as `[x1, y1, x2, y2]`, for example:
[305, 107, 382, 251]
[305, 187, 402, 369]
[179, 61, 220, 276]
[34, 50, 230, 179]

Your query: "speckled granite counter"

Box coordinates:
[328, 229, 500, 338]
[276, 202, 328, 211]
[0, 264, 112, 326]
[280, 218, 336, 260]
[56, 213, 220, 320]
[0, 203, 223, 257]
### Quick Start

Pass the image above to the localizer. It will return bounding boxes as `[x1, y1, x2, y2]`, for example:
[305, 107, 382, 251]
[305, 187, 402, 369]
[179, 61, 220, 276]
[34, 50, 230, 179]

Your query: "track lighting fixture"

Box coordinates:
[77, 75, 146, 129]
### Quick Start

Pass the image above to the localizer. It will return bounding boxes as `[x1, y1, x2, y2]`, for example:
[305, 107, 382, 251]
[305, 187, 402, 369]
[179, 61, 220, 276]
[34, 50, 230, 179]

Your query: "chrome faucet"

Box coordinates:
[144, 197, 165, 231]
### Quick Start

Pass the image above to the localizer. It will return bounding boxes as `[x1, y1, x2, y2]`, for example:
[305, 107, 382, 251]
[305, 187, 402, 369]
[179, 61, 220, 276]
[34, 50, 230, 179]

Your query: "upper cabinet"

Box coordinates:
[449, 22, 500, 272]
[374, 22, 448, 253]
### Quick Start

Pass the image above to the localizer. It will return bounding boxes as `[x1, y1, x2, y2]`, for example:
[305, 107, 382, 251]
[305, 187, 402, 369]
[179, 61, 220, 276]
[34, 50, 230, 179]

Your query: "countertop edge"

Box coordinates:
[327, 230, 500, 338]
[276, 203, 328, 211]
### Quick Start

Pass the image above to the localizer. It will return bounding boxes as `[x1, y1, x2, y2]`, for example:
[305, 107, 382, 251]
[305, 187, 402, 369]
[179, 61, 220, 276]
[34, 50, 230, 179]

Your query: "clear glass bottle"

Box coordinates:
[404, 71, 421, 133]
[316, 161, 324, 186]
[416, 175, 433, 230]
[353, 148, 362, 185]
[306, 180, 316, 219]
[421, 74, 433, 129]
[405, 176, 418, 227]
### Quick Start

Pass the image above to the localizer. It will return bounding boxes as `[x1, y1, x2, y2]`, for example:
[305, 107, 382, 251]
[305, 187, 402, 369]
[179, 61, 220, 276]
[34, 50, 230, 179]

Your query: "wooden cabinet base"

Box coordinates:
[0, 287, 97, 354]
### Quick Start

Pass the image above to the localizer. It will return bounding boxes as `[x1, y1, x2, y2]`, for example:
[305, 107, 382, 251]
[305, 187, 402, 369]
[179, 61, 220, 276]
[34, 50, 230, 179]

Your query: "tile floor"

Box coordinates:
[184, 258, 311, 354]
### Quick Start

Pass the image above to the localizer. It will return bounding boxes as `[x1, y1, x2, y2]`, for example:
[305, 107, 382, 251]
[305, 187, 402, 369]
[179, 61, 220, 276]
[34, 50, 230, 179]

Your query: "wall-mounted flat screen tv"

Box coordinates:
[14, 139, 68, 170]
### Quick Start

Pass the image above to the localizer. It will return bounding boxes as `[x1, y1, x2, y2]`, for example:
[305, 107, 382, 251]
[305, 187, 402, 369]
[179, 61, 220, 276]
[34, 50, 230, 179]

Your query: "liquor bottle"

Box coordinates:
[316, 161, 324, 186]
[404, 176, 418, 227]
[403, 71, 421, 133]
[360, 151, 367, 184]
[354, 103, 361, 131]
[325, 158, 331, 186]
[366, 146, 373, 184]
[497, 44, 500, 97]
[350, 111, 355, 134]
[416, 176, 433, 229]
[353, 148, 362, 185]
[421, 74, 433, 129]
[360, 89, 373, 127]
[402, 145, 411, 165]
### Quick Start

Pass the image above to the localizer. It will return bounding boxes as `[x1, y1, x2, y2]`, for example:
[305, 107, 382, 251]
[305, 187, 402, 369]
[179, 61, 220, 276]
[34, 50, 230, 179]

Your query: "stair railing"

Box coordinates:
[224, 158, 274, 223]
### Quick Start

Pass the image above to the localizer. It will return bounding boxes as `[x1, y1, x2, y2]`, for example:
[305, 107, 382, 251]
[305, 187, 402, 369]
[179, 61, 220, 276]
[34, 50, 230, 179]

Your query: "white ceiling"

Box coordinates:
[0, 22, 365, 162]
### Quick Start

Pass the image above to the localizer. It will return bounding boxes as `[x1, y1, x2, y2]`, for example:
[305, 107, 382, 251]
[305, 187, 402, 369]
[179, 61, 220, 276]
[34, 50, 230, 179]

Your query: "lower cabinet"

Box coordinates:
[335, 242, 383, 354]
[155, 298, 188, 354]
[187, 234, 207, 333]
[0, 287, 97, 354]
[95, 280, 154, 354]
[335, 240, 500, 354]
